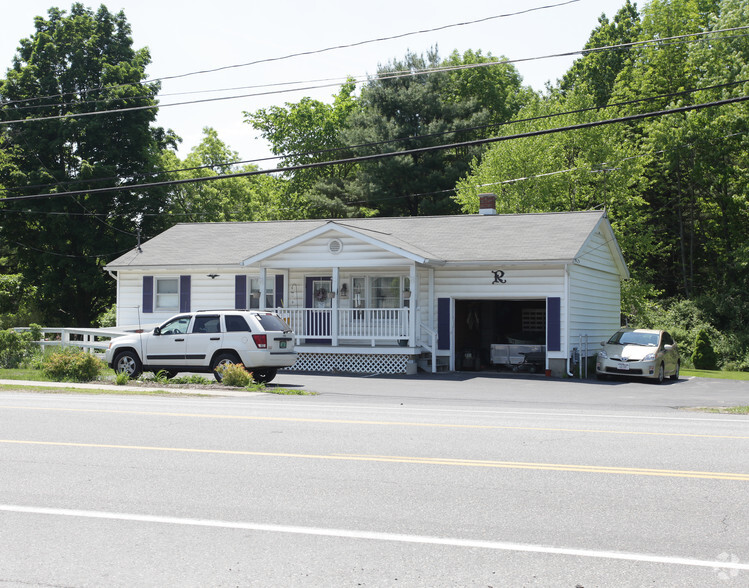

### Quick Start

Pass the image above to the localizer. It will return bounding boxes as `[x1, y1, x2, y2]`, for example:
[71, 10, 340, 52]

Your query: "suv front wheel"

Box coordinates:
[114, 350, 142, 379]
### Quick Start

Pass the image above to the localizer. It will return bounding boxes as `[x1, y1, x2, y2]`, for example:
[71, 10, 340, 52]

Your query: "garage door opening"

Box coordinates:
[455, 300, 547, 372]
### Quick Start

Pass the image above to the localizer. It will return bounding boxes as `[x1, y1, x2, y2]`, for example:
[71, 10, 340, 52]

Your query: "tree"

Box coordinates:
[0, 4, 174, 326]
[164, 127, 303, 222]
[343, 48, 527, 216]
[692, 328, 718, 369]
[245, 80, 360, 214]
[558, 0, 641, 107]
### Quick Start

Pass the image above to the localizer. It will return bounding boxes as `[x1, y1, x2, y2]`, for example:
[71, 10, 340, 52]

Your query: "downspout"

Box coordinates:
[107, 270, 119, 327]
[565, 263, 574, 377]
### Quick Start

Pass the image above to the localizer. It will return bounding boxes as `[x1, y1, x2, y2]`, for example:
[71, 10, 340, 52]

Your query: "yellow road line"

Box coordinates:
[1, 439, 748, 481]
[1, 404, 748, 440]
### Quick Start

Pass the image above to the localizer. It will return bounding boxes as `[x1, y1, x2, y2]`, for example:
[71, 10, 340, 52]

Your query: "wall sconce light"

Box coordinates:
[403, 289, 411, 299]
[207, 274, 219, 279]
[339, 283, 349, 298]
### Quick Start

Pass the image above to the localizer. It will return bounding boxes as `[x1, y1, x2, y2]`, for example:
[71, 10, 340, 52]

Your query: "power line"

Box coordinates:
[3, 75, 747, 199]
[0, 1, 581, 108]
[2, 25, 747, 126]
[3, 94, 746, 203]
[5, 129, 744, 220]
[12, 240, 134, 259]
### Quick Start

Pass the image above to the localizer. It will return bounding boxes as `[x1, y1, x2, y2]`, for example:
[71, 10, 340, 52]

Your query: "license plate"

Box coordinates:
[617, 362, 630, 371]
[279, 341, 287, 349]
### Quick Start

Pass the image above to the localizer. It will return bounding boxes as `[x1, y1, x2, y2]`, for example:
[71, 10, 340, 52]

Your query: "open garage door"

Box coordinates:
[454, 299, 547, 372]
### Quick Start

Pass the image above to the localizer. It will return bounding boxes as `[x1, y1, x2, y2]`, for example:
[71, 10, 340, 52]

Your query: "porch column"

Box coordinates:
[409, 264, 417, 347]
[332, 267, 339, 346]
[259, 268, 267, 310]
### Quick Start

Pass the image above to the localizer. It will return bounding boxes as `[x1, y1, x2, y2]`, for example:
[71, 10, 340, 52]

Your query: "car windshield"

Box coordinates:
[608, 331, 659, 347]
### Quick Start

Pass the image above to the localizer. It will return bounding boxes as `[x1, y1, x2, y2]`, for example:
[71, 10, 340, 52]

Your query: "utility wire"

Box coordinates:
[4, 129, 744, 221]
[2, 25, 747, 125]
[0, 1, 581, 107]
[3, 76, 746, 198]
[2, 94, 746, 203]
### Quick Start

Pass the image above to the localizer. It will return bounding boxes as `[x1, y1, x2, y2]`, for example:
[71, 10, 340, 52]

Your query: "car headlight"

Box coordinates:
[642, 352, 656, 362]
[598, 350, 608, 359]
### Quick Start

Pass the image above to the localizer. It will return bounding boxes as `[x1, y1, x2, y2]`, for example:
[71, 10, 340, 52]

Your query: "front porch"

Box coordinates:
[273, 307, 439, 374]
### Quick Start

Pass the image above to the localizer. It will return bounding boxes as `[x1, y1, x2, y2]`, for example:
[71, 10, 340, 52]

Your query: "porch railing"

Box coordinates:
[275, 307, 411, 345]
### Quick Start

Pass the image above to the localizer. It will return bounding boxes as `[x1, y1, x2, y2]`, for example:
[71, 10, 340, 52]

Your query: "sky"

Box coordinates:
[2, 0, 631, 164]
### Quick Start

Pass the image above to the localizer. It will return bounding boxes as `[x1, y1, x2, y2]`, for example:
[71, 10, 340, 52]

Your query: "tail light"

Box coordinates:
[252, 334, 267, 349]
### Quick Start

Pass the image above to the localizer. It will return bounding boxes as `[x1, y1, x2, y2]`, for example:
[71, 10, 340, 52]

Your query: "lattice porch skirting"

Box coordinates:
[285, 352, 410, 374]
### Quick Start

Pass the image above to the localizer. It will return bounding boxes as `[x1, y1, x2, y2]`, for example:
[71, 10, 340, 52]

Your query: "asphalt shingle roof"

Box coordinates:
[105, 211, 607, 268]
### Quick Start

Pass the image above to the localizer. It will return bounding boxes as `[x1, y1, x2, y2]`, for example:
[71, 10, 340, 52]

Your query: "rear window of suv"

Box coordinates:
[255, 314, 291, 332]
[225, 315, 251, 332]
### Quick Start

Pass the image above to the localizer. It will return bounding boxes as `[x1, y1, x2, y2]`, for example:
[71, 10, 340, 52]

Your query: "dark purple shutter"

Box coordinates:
[547, 297, 561, 351]
[179, 275, 191, 313]
[275, 274, 284, 307]
[142, 276, 153, 314]
[235, 275, 247, 309]
[437, 297, 450, 350]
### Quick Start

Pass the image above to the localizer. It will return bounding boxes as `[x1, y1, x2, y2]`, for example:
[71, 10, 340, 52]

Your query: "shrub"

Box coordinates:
[171, 375, 212, 385]
[216, 363, 253, 387]
[692, 329, 718, 370]
[0, 325, 42, 368]
[42, 347, 105, 382]
[94, 305, 117, 328]
[115, 371, 130, 385]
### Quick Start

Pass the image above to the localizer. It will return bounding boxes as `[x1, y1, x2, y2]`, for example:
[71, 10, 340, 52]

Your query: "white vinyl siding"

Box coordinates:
[568, 264, 622, 348]
[264, 231, 410, 268]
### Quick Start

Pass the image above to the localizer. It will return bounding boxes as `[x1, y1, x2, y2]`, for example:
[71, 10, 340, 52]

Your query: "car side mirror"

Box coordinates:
[153, 326, 161, 336]
[600, 341, 606, 347]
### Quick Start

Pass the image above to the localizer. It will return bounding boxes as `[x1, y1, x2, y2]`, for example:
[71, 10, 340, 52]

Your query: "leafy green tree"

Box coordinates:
[692, 328, 718, 369]
[440, 49, 531, 124]
[245, 80, 359, 213]
[344, 48, 527, 216]
[164, 128, 301, 222]
[559, 0, 641, 107]
[0, 4, 174, 326]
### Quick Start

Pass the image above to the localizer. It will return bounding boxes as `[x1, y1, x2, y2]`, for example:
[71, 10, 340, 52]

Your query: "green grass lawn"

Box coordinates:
[0, 368, 56, 381]
[680, 368, 749, 381]
[0, 367, 314, 395]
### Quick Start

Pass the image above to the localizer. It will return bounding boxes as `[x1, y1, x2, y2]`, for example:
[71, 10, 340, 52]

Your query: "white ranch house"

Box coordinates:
[104, 196, 629, 376]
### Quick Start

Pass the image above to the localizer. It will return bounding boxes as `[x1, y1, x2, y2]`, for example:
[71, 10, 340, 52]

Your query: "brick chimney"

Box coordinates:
[478, 193, 497, 215]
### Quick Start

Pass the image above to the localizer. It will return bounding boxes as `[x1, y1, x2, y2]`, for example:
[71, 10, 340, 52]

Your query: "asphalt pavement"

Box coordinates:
[1, 371, 748, 408]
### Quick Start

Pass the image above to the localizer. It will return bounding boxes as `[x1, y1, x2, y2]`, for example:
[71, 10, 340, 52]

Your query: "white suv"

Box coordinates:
[105, 310, 297, 383]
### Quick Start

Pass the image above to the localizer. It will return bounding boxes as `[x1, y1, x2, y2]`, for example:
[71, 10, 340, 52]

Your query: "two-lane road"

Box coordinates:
[1, 375, 748, 586]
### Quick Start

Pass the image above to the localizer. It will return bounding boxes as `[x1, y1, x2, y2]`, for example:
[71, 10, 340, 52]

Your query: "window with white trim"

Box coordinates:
[155, 278, 179, 310]
[350, 276, 409, 308]
[248, 277, 275, 309]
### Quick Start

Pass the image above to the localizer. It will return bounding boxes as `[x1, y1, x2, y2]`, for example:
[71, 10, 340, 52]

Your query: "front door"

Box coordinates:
[305, 276, 332, 345]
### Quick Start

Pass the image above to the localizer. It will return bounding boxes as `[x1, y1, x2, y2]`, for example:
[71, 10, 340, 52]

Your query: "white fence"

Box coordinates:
[16, 327, 127, 356]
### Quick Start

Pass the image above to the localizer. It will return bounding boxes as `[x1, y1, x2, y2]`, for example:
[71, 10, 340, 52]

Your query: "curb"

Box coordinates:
[0, 379, 263, 397]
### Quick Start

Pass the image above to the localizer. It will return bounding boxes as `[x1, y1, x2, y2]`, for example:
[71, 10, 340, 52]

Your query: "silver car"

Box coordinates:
[596, 328, 680, 383]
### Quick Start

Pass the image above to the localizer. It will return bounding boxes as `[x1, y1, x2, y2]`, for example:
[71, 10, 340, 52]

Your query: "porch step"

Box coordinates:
[417, 353, 450, 372]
